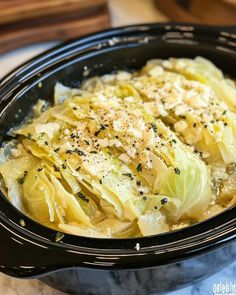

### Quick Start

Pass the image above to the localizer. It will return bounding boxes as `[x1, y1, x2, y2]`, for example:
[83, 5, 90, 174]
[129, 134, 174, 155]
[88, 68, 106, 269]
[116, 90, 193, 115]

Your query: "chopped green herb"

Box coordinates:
[143, 196, 147, 201]
[27, 133, 33, 139]
[17, 172, 28, 184]
[123, 173, 133, 180]
[54, 148, 60, 153]
[71, 133, 80, 139]
[174, 167, 181, 175]
[44, 141, 49, 146]
[62, 164, 66, 169]
[37, 167, 43, 172]
[136, 180, 141, 186]
[161, 198, 168, 205]
[136, 163, 142, 172]
[94, 130, 101, 136]
[40, 132, 46, 137]
[55, 232, 65, 242]
[100, 124, 107, 130]
[150, 122, 158, 133]
[77, 192, 89, 203]
[84, 140, 90, 145]
[65, 150, 73, 154]
[74, 149, 85, 156]
[17, 178, 24, 185]
[53, 165, 60, 172]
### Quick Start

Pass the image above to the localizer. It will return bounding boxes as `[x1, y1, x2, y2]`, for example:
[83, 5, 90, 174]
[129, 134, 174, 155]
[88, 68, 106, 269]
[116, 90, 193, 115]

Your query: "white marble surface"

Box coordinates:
[0, 0, 235, 294]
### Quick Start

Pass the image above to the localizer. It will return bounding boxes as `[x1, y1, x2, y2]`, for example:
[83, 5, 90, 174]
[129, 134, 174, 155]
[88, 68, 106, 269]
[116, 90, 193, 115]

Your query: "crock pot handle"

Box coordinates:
[0, 219, 79, 278]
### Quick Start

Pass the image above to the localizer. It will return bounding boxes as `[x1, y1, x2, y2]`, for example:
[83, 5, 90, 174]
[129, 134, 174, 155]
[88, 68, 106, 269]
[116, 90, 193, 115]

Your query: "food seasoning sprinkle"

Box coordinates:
[27, 133, 33, 139]
[150, 122, 158, 133]
[55, 232, 65, 242]
[77, 192, 89, 203]
[136, 163, 142, 172]
[174, 167, 181, 175]
[136, 180, 141, 186]
[161, 198, 168, 205]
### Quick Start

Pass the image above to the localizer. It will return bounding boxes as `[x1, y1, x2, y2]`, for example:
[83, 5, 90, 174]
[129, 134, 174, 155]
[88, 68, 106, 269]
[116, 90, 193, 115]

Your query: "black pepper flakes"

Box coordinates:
[161, 198, 168, 205]
[55, 232, 64, 242]
[53, 165, 60, 172]
[27, 133, 33, 139]
[150, 122, 158, 133]
[94, 130, 101, 136]
[136, 180, 141, 186]
[62, 164, 66, 169]
[100, 124, 107, 130]
[17, 177, 25, 185]
[77, 192, 89, 203]
[123, 173, 134, 180]
[174, 167, 181, 175]
[136, 163, 142, 172]
[17, 171, 28, 184]
[74, 149, 85, 156]
[66, 150, 73, 154]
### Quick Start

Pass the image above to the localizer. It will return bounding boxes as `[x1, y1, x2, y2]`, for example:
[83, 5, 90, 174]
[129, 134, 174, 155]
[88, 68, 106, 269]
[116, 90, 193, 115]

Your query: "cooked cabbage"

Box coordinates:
[0, 57, 235, 238]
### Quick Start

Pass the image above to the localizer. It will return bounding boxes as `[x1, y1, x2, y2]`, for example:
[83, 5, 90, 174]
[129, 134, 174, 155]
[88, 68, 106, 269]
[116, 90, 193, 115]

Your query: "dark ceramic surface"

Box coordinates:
[0, 23, 235, 294]
[40, 244, 236, 295]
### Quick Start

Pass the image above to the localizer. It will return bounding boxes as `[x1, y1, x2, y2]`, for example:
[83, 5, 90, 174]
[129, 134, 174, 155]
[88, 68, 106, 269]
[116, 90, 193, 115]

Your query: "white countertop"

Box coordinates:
[0, 0, 235, 294]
